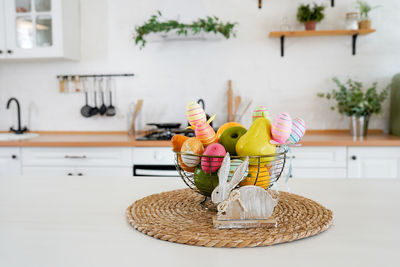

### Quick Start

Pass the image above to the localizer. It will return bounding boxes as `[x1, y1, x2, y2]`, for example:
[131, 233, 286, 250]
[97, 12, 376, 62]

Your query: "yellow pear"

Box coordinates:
[236, 118, 276, 164]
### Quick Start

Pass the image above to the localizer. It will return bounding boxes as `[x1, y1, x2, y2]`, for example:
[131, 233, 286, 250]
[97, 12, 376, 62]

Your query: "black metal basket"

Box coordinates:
[174, 147, 288, 197]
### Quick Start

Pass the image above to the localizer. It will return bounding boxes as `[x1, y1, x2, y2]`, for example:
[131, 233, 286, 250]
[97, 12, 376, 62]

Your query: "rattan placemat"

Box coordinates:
[126, 189, 333, 248]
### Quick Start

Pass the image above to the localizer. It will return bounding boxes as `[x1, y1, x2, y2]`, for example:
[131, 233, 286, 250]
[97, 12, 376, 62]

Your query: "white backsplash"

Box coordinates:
[0, 0, 398, 132]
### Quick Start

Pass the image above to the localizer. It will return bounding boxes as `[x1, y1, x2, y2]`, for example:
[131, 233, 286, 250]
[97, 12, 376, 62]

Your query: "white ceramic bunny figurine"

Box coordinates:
[211, 153, 278, 221]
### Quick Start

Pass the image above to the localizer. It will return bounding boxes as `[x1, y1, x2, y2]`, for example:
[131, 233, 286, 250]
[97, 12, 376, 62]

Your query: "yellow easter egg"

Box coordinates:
[186, 101, 206, 127]
[239, 164, 271, 189]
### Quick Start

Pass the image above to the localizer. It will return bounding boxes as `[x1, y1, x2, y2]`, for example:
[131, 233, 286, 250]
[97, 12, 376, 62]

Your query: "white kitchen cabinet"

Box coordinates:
[21, 147, 133, 176]
[347, 147, 400, 178]
[22, 147, 132, 167]
[0, 147, 21, 176]
[0, 0, 80, 59]
[290, 146, 347, 178]
[0, 0, 6, 58]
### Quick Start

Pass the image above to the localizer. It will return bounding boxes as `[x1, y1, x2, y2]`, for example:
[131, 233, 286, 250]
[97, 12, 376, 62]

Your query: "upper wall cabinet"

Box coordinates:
[0, 0, 80, 60]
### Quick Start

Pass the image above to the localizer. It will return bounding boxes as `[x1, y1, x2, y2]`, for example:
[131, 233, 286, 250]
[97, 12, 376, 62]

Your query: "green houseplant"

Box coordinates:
[318, 77, 390, 137]
[297, 3, 325, 31]
[133, 11, 237, 49]
[356, 1, 379, 29]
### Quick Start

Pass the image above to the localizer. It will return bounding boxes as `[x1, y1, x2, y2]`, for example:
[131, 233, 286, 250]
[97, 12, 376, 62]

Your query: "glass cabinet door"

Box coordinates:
[5, 0, 54, 53]
[0, 0, 6, 56]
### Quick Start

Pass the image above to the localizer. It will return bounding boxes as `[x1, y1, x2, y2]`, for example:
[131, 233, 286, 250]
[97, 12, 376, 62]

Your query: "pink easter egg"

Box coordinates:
[201, 143, 226, 173]
[271, 112, 292, 144]
[287, 117, 306, 144]
[195, 122, 217, 147]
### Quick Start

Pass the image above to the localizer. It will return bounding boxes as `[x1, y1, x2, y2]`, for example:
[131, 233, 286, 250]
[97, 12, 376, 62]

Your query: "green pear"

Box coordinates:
[236, 118, 276, 164]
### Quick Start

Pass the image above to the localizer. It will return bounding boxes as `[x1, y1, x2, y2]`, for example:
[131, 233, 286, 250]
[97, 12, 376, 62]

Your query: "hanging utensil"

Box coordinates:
[105, 77, 116, 117]
[80, 78, 93, 118]
[99, 78, 107, 115]
[90, 77, 99, 116]
[129, 99, 143, 135]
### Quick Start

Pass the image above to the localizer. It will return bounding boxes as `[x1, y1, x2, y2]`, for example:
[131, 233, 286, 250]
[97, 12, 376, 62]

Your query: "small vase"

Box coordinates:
[358, 20, 371, 29]
[350, 115, 370, 138]
[304, 21, 317, 31]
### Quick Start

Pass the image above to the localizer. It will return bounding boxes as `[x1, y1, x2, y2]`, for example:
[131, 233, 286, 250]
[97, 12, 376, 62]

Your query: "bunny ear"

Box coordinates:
[227, 156, 249, 191]
[217, 153, 230, 186]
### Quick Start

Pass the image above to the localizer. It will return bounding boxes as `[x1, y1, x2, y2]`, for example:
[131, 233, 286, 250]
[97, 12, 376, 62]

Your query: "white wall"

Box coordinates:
[0, 0, 399, 132]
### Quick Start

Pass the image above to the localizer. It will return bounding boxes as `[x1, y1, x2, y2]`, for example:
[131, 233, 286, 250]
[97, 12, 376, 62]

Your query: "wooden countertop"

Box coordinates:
[0, 130, 399, 147]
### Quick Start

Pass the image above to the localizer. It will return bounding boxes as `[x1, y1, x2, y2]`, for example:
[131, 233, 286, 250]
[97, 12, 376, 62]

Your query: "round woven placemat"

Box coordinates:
[126, 189, 333, 248]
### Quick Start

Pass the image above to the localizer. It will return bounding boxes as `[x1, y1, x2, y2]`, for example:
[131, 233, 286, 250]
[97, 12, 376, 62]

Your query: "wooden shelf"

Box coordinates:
[269, 29, 376, 38]
[268, 29, 376, 57]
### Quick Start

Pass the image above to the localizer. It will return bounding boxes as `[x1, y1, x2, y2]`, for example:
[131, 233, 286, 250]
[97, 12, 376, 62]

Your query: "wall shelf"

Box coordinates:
[269, 29, 376, 57]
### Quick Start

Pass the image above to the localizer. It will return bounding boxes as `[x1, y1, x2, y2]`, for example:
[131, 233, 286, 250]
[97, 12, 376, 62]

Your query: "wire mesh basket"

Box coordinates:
[174, 146, 288, 198]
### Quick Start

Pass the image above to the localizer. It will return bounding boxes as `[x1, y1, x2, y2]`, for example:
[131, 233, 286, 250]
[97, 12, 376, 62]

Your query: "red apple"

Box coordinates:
[201, 143, 226, 173]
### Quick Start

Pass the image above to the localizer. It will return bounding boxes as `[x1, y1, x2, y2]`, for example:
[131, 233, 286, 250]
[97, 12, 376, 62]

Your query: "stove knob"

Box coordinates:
[154, 151, 164, 161]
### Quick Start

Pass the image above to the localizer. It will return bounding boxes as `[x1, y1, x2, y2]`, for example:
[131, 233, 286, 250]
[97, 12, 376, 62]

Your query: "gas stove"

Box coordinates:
[136, 128, 195, 141]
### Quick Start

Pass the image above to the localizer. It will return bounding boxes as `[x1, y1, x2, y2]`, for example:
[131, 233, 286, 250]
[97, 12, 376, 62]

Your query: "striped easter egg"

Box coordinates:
[252, 105, 271, 122]
[186, 101, 206, 127]
[287, 117, 306, 144]
[271, 112, 292, 144]
[194, 122, 217, 147]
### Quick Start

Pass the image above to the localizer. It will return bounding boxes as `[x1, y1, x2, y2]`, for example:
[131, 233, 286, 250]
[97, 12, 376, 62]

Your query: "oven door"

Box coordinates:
[133, 165, 178, 177]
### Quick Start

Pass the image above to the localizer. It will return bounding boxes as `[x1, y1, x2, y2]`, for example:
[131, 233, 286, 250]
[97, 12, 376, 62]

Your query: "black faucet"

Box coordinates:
[6, 97, 28, 134]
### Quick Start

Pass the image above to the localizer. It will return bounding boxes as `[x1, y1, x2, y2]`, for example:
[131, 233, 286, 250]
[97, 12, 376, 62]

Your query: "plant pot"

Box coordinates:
[358, 20, 371, 30]
[350, 115, 370, 138]
[304, 21, 317, 31]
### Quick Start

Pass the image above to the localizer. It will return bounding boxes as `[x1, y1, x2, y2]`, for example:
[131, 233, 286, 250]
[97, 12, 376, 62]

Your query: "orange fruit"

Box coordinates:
[216, 122, 244, 141]
[171, 134, 189, 152]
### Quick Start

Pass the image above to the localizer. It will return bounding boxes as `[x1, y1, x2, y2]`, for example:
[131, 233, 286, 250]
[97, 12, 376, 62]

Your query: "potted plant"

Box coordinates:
[356, 1, 379, 29]
[133, 11, 237, 49]
[318, 78, 390, 137]
[297, 3, 325, 31]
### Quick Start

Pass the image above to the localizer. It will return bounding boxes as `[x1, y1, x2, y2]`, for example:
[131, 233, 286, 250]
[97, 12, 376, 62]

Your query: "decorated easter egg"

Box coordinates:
[180, 137, 204, 168]
[271, 112, 292, 144]
[201, 143, 226, 173]
[186, 101, 206, 127]
[252, 105, 271, 122]
[287, 117, 306, 144]
[194, 122, 217, 147]
[240, 164, 270, 189]
[228, 159, 248, 182]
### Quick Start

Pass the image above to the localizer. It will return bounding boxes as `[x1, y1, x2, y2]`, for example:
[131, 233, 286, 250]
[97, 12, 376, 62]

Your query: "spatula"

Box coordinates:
[129, 99, 143, 135]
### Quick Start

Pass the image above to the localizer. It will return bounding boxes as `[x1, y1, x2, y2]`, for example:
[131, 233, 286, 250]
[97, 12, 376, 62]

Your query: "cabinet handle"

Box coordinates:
[64, 155, 87, 159]
[67, 173, 73, 176]
[7, 50, 13, 54]
[0, 50, 3, 54]
[11, 154, 17, 159]
[351, 155, 357, 160]
[77, 173, 84, 176]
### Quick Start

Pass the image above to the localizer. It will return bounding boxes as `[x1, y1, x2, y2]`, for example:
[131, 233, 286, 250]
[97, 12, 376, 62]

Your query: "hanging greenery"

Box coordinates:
[133, 11, 237, 49]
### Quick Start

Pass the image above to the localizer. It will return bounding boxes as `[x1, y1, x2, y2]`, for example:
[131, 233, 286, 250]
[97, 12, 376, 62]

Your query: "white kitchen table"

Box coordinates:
[0, 176, 399, 267]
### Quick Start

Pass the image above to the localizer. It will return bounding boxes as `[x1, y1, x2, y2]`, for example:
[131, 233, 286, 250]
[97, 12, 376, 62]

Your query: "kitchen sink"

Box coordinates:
[0, 133, 39, 141]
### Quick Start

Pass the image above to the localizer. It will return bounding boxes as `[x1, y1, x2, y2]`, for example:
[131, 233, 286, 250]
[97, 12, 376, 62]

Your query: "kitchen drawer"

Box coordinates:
[132, 147, 174, 165]
[291, 147, 347, 168]
[23, 166, 132, 176]
[22, 147, 132, 167]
